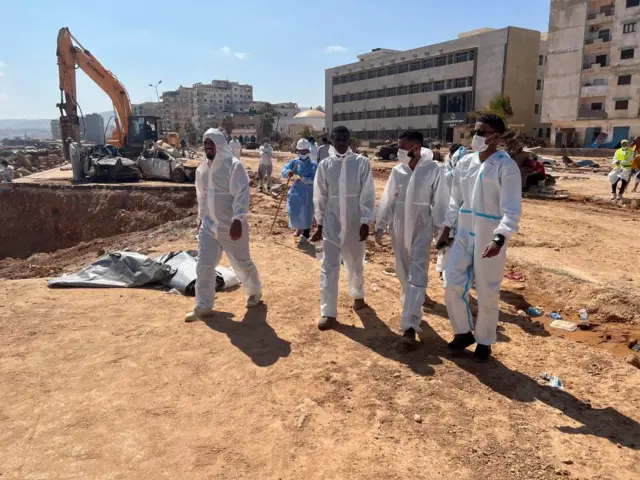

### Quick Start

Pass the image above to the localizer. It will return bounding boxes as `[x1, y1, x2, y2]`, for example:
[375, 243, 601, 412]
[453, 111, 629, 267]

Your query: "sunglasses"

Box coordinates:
[471, 129, 496, 138]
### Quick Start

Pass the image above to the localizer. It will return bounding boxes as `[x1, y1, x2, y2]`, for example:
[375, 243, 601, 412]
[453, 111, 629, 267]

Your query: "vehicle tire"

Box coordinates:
[388, 153, 396, 160]
[171, 167, 187, 183]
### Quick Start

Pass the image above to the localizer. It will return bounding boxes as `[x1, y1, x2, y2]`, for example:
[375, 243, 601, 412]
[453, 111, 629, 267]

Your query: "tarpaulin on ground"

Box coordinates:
[48, 250, 241, 296]
[48, 251, 171, 289]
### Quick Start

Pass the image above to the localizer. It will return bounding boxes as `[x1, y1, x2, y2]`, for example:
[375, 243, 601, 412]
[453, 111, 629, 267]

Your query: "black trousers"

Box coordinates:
[612, 178, 628, 195]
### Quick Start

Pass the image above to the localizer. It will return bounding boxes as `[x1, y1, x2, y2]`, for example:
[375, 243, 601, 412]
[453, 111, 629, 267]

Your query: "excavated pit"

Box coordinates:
[0, 184, 196, 260]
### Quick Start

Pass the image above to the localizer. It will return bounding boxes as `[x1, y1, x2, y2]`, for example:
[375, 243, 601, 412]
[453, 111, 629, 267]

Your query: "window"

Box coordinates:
[421, 82, 433, 93]
[349, 74, 357, 82]
[385, 108, 396, 118]
[348, 93, 356, 101]
[386, 87, 397, 97]
[538, 128, 543, 138]
[469, 50, 475, 61]
[357, 92, 366, 101]
[534, 104, 540, 114]
[358, 72, 366, 81]
[397, 107, 407, 117]
[455, 51, 468, 63]
[537, 79, 542, 90]
[538, 55, 544, 66]
[408, 106, 419, 116]
[619, 74, 632, 85]
[591, 102, 603, 110]
[397, 86, 408, 95]
[615, 100, 629, 110]
[410, 61, 421, 71]
[348, 112, 356, 120]
[398, 63, 409, 73]
[367, 69, 377, 79]
[387, 66, 398, 75]
[447, 54, 454, 64]
[375, 110, 384, 119]
[419, 106, 430, 115]
[624, 22, 637, 34]
[409, 84, 420, 94]
[447, 79, 453, 89]
[367, 90, 377, 99]
[546, 128, 551, 139]
[367, 110, 375, 120]
[454, 78, 467, 88]
[621, 48, 635, 60]
[627, 0, 640, 7]
[422, 58, 434, 69]
[593, 78, 607, 85]
[434, 56, 446, 67]
[434, 80, 445, 91]
[333, 95, 340, 104]
[468, 77, 474, 87]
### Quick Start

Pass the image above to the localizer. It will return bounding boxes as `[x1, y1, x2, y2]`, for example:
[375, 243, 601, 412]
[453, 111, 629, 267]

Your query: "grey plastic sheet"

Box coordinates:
[155, 250, 200, 295]
[47, 251, 172, 289]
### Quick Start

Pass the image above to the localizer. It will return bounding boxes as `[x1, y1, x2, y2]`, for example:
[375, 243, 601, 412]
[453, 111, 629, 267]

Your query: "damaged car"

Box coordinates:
[137, 141, 199, 183]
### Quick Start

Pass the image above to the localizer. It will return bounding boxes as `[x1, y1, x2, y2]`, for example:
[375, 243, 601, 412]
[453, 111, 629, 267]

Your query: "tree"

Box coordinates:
[185, 119, 198, 146]
[297, 125, 314, 140]
[221, 115, 235, 135]
[316, 105, 325, 112]
[257, 103, 275, 140]
[487, 94, 514, 119]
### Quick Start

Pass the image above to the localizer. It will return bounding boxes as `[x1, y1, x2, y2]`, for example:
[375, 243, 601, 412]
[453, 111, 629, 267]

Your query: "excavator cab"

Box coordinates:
[127, 115, 159, 155]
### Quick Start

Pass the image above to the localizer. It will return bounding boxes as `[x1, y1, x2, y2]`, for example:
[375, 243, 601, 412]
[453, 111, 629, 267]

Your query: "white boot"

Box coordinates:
[247, 292, 262, 308]
[184, 307, 216, 323]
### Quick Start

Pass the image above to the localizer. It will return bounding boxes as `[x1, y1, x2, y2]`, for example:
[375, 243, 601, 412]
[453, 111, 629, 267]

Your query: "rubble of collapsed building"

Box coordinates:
[0, 146, 68, 179]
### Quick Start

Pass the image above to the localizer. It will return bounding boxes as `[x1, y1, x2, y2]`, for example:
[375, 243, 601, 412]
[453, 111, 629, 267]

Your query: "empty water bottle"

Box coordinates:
[540, 372, 564, 390]
[579, 308, 589, 327]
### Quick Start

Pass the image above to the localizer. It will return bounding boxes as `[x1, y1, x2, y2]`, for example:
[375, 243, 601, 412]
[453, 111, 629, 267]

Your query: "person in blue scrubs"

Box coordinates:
[282, 138, 318, 244]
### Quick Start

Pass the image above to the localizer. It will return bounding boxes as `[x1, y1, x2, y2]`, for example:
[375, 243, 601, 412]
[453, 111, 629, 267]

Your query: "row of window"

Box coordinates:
[332, 49, 476, 85]
[332, 77, 473, 104]
[348, 129, 441, 141]
[584, 100, 631, 110]
[333, 104, 441, 122]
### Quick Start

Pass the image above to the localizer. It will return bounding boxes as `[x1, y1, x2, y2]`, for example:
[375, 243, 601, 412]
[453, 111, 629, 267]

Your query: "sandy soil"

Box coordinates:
[1, 155, 639, 479]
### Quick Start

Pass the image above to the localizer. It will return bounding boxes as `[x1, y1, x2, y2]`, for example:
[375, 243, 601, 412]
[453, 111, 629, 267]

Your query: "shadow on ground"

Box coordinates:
[204, 304, 291, 367]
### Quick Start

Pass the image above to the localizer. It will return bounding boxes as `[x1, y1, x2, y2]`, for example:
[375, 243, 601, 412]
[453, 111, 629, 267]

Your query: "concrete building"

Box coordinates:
[132, 102, 162, 118]
[81, 113, 105, 144]
[272, 102, 301, 134]
[50, 119, 61, 140]
[543, 0, 640, 147]
[325, 27, 550, 143]
[161, 80, 253, 134]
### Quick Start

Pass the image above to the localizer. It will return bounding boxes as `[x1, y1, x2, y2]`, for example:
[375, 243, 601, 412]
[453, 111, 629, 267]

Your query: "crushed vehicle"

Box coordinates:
[375, 142, 399, 161]
[84, 145, 141, 182]
[137, 141, 198, 183]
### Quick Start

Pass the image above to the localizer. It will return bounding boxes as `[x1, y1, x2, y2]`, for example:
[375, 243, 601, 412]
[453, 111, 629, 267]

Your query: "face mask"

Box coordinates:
[299, 154, 309, 160]
[471, 134, 495, 153]
[397, 148, 411, 164]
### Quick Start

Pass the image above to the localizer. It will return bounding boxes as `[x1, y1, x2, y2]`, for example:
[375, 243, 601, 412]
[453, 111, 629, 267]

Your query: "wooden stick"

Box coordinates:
[269, 175, 292, 235]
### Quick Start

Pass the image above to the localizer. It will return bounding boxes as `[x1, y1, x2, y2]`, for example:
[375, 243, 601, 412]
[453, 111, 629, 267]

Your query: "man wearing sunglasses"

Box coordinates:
[436, 114, 522, 362]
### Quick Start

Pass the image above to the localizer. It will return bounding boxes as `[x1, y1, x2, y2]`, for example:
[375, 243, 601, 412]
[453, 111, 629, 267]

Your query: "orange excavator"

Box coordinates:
[56, 27, 159, 160]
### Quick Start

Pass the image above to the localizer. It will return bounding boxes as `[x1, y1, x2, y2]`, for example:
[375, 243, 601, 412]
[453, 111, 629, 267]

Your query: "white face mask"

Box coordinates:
[299, 154, 309, 160]
[471, 134, 495, 153]
[397, 148, 411, 164]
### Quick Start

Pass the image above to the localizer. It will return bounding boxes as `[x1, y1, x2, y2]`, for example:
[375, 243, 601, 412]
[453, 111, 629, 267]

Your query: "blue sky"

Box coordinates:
[0, 0, 551, 119]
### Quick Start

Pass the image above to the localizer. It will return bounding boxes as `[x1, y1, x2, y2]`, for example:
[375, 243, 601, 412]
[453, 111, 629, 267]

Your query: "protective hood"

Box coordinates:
[329, 146, 353, 159]
[203, 128, 233, 164]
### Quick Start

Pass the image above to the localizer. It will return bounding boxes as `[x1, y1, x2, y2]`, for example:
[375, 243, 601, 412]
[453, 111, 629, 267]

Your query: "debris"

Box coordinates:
[579, 308, 589, 328]
[632, 344, 640, 353]
[505, 271, 525, 282]
[166, 288, 182, 295]
[371, 284, 379, 292]
[547, 312, 563, 320]
[550, 320, 578, 332]
[526, 306, 543, 317]
[413, 414, 422, 423]
[540, 372, 564, 389]
[383, 266, 395, 275]
[517, 310, 527, 317]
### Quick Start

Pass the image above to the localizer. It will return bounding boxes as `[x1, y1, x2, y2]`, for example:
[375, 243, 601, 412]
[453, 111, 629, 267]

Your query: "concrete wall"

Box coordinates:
[542, 0, 588, 123]
[474, 29, 508, 111]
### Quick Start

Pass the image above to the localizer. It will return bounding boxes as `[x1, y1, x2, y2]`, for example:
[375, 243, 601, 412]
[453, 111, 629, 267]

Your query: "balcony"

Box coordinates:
[580, 84, 608, 96]
[587, 5, 615, 25]
[582, 61, 610, 72]
[578, 108, 608, 119]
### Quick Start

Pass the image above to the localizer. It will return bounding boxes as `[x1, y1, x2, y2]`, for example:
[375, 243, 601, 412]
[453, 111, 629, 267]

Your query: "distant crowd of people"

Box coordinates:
[188, 114, 522, 363]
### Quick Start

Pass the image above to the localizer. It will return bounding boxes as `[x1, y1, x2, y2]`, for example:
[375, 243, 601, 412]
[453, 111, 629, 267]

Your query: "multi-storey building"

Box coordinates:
[325, 27, 550, 143]
[161, 80, 253, 133]
[81, 113, 105, 144]
[50, 119, 61, 140]
[543, 0, 640, 147]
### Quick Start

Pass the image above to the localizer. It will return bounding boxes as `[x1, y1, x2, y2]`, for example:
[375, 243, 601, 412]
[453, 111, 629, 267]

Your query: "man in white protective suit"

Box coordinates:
[375, 130, 448, 347]
[436, 114, 521, 362]
[311, 126, 376, 331]
[229, 135, 242, 159]
[185, 128, 262, 322]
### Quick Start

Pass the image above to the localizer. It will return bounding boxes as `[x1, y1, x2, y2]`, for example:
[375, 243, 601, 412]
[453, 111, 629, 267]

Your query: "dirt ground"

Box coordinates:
[1, 153, 640, 479]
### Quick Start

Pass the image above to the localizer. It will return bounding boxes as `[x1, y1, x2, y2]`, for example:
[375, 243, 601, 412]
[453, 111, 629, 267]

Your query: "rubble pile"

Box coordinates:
[0, 147, 68, 179]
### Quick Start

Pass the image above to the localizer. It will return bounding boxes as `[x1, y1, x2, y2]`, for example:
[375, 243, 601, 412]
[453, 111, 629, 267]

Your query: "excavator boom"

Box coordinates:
[56, 27, 133, 156]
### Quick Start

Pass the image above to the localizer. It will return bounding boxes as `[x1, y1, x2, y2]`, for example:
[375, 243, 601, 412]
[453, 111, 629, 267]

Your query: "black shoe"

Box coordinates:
[401, 328, 417, 346]
[447, 332, 476, 351]
[318, 316, 336, 331]
[473, 344, 492, 363]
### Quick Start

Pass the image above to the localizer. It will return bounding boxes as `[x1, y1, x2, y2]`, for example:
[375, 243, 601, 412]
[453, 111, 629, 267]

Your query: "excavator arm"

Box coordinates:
[56, 27, 133, 155]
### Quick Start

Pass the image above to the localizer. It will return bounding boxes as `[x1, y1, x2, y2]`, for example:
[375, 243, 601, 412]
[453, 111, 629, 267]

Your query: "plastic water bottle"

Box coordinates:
[579, 308, 589, 327]
[540, 372, 564, 390]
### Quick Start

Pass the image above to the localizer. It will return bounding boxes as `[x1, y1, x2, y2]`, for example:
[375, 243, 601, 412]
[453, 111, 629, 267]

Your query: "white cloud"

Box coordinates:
[325, 45, 347, 54]
[219, 46, 250, 60]
[0, 93, 8, 101]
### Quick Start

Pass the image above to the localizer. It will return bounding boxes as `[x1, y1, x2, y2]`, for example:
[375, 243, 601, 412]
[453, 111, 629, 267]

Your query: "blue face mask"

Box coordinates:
[299, 154, 309, 160]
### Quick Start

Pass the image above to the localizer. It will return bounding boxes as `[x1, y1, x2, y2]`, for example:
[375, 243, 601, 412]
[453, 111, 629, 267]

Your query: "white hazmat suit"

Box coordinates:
[69, 140, 83, 182]
[314, 147, 376, 318]
[258, 143, 274, 191]
[194, 128, 262, 311]
[443, 151, 521, 345]
[377, 148, 448, 333]
[229, 138, 242, 159]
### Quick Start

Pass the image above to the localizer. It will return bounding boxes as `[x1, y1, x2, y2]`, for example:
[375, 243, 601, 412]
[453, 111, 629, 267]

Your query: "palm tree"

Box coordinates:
[221, 115, 235, 135]
[487, 94, 514, 118]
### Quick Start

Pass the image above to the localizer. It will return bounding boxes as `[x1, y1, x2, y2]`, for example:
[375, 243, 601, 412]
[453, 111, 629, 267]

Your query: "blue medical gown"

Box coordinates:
[281, 157, 317, 229]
